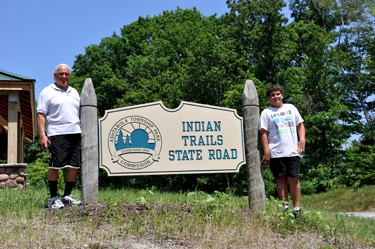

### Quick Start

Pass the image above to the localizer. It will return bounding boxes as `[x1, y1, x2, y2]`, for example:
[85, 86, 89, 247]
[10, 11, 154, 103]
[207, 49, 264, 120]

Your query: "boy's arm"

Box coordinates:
[260, 128, 271, 165]
[296, 122, 305, 155]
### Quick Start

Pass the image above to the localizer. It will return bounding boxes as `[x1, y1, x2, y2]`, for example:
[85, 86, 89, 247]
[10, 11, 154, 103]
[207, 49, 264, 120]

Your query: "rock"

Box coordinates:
[5, 180, 17, 188]
[0, 182, 5, 189]
[5, 168, 13, 174]
[9, 172, 19, 180]
[26, 183, 30, 187]
[0, 168, 4, 174]
[15, 177, 24, 184]
[0, 174, 9, 182]
[18, 168, 25, 174]
[17, 184, 24, 190]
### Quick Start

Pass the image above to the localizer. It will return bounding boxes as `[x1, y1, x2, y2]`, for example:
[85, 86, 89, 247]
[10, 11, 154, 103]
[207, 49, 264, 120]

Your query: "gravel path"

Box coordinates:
[338, 212, 375, 219]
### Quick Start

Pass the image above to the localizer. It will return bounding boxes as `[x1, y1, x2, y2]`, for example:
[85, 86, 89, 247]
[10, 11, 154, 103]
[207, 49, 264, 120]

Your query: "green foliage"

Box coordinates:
[71, 8, 255, 117]
[136, 189, 154, 205]
[263, 167, 277, 197]
[191, 190, 232, 216]
[25, 150, 64, 190]
[334, 143, 375, 189]
[300, 178, 318, 195]
[22, 2, 374, 196]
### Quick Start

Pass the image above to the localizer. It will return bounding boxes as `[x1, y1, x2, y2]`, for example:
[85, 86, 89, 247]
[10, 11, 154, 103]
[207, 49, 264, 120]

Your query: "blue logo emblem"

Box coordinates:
[108, 116, 162, 170]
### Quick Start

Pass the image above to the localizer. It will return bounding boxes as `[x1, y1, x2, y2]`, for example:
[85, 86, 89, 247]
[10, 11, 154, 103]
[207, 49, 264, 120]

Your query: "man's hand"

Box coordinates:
[39, 135, 51, 150]
[37, 113, 50, 150]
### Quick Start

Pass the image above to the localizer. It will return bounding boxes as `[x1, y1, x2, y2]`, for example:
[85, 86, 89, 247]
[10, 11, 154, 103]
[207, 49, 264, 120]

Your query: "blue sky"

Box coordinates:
[0, 0, 291, 98]
[0, 1, 228, 97]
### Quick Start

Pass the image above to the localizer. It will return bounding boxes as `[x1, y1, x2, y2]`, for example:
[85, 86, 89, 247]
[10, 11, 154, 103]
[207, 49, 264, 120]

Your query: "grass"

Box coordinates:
[0, 186, 374, 248]
[303, 185, 375, 212]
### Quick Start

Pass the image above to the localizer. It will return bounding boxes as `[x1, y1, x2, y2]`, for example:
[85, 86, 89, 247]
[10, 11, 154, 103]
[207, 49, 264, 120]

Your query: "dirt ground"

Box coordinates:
[42, 203, 363, 249]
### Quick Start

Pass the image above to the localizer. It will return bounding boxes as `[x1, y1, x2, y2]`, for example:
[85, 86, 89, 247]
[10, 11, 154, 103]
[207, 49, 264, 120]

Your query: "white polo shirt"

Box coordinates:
[37, 83, 81, 136]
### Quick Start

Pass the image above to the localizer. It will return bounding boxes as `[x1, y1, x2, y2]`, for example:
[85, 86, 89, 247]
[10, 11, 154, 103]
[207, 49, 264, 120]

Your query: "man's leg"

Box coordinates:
[287, 177, 300, 208]
[276, 177, 288, 206]
[62, 167, 81, 206]
[48, 168, 59, 198]
[64, 167, 78, 197]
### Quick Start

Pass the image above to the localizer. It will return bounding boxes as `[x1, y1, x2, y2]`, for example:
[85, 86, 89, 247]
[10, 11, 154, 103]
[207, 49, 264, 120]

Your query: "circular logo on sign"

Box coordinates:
[108, 116, 162, 170]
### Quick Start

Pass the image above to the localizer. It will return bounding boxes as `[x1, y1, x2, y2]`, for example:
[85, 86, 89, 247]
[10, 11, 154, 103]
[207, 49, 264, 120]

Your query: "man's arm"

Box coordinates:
[37, 113, 50, 150]
[296, 122, 305, 155]
[260, 128, 271, 165]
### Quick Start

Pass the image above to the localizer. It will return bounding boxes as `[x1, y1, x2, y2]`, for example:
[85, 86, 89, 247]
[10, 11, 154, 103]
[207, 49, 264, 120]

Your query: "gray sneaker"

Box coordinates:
[62, 195, 81, 206]
[48, 196, 65, 209]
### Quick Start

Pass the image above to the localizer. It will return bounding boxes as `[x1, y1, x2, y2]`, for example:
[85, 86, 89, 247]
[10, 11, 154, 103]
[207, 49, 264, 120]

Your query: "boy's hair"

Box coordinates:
[266, 84, 284, 97]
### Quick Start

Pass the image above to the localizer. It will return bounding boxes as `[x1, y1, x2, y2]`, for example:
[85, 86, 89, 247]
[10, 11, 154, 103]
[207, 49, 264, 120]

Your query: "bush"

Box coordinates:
[25, 150, 65, 190]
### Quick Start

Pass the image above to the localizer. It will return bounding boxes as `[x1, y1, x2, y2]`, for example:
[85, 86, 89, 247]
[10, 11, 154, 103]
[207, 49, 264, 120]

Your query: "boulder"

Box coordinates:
[17, 184, 24, 190]
[0, 174, 9, 182]
[15, 177, 25, 184]
[0, 182, 5, 189]
[9, 172, 19, 180]
[5, 179, 17, 188]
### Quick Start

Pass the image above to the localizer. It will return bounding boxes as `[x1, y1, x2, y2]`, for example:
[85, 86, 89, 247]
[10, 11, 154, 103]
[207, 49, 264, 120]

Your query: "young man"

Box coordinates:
[37, 64, 82, 209]
[259, 84, 305, 217]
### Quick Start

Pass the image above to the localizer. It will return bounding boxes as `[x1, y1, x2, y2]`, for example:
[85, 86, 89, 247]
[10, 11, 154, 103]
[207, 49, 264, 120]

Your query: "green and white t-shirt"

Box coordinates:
[259, 104, 304, 158]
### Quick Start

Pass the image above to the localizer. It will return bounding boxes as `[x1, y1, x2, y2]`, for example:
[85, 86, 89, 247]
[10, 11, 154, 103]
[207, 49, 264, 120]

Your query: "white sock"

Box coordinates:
[293, 207, 300, 211]
[284, 205, 290, 210]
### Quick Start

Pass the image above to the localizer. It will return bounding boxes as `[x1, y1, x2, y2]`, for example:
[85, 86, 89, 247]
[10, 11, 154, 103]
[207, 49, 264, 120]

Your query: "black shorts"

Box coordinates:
[270, 156, 300, 179]
[49, 134, 81, 169]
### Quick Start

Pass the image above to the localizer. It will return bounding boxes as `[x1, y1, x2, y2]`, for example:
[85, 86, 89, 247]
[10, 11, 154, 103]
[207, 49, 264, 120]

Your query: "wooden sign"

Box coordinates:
[99, 101, 245, 176]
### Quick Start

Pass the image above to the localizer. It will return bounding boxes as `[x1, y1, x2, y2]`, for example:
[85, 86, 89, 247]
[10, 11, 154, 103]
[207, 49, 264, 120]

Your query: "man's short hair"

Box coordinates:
[53, 64, 71, 75]
[266, 84, 284, 97]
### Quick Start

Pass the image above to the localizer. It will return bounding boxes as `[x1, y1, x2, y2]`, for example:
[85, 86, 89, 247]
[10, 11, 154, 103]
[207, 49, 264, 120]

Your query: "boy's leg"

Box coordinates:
[286, 156, 301, 209]
[270, 157, 289, 208]
[276, 177, 288, 205]
[288, 177, 300, 208]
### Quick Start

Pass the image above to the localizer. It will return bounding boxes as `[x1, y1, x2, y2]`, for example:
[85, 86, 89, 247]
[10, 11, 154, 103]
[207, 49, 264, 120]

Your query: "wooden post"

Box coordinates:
[80, 78, 99, 205]
[242, 80, 266, 210]
[8, 91, 18, 164]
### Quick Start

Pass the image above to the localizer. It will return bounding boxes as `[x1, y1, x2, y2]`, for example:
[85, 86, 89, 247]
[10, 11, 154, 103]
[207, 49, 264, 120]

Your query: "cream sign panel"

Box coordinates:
[99, 101, 245, 176]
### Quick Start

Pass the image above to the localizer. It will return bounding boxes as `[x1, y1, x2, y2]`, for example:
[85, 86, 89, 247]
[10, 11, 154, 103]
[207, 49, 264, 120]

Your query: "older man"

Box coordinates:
[37, 64, 81, 209]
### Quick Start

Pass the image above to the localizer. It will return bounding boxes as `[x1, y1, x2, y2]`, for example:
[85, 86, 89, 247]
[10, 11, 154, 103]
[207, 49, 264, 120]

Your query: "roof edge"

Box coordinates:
[0, 69, 36, 82]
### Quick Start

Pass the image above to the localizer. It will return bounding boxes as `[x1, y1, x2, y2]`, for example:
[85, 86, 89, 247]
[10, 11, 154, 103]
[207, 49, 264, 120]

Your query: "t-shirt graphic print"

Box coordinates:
[271, 110, 296, 135]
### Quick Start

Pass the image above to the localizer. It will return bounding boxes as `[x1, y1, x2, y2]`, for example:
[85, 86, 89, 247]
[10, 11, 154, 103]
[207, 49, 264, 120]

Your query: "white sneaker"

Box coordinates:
[62, 195, 81, 206]
[48, 196, 64, 209]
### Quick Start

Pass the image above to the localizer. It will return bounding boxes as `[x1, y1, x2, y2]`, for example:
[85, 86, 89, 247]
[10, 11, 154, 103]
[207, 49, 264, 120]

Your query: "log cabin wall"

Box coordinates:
[0, 69, 35, 166]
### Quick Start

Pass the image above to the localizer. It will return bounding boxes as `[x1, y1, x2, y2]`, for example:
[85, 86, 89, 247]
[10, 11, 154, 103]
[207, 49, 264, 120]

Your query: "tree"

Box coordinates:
[291, 0, 375, 144]
[288, 0, 375, 192]
[70, 7, 257, 194]
[71, 8, 254, 116]
[224, 0, 290, 87]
